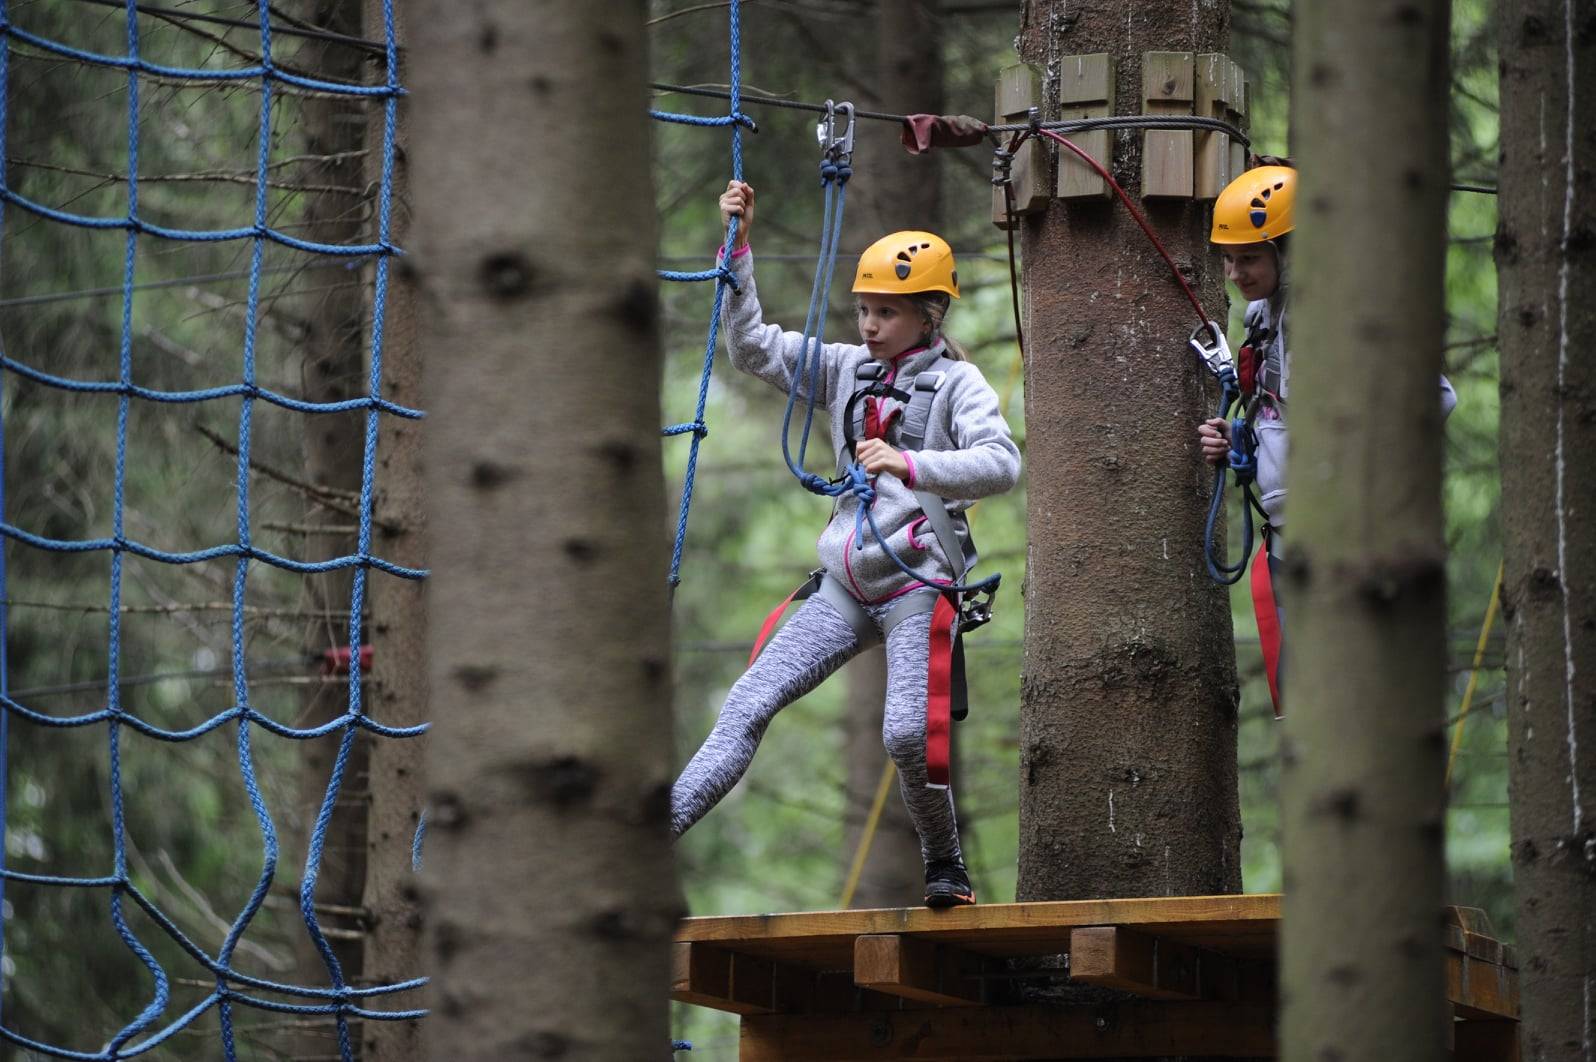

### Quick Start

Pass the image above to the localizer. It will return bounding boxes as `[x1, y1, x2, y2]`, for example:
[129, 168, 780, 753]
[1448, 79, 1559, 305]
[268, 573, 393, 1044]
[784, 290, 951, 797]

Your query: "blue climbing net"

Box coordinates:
[0, 2, 427, 1057]
[654, 0, 750, 588]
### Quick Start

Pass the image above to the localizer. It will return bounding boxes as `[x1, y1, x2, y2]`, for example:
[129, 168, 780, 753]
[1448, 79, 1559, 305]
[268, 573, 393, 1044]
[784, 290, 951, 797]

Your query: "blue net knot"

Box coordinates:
[662, 420, 709, 439]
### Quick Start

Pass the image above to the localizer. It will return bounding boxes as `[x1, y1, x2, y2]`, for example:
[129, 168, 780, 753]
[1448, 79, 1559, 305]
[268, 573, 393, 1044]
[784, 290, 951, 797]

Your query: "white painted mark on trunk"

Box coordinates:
[1108, 790, 1116, 832]
[1557, 0, 1583, 838]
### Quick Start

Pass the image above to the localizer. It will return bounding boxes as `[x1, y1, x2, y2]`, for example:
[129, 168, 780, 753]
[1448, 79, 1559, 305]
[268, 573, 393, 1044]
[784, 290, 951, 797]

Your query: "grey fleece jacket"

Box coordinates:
[1244, 296, 1458, 531]
[721, 249, 1021, 603]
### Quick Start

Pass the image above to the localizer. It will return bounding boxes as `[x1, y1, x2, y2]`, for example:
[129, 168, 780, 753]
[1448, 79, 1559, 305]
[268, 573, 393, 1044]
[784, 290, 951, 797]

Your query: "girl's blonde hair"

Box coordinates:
[908, 292, 968, 361]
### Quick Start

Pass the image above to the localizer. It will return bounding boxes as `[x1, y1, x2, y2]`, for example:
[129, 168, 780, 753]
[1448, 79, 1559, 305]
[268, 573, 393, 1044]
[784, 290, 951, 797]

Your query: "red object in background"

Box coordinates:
[320, 644, 373, 676]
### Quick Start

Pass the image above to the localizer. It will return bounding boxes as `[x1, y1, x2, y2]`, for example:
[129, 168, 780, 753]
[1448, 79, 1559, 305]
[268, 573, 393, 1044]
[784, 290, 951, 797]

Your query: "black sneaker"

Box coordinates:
[923, 858, 976, 908]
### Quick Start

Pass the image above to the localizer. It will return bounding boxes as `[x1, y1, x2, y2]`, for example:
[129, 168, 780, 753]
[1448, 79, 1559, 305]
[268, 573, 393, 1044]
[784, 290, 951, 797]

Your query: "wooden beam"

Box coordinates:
[738, 1001, 1276, 1061]
[1446, 948, 1520, 1021]
[853, 933, 985, 1006]
[671, 942, 781, 1015]
[1069, 925, 1200, 999]
[1453, 1020, 1520, 1062]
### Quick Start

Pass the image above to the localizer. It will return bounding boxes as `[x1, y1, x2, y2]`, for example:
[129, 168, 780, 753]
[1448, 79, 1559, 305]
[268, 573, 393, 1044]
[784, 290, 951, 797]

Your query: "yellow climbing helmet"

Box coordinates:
[852, 230, 960, 299]
[1211, 164, 1296, 244]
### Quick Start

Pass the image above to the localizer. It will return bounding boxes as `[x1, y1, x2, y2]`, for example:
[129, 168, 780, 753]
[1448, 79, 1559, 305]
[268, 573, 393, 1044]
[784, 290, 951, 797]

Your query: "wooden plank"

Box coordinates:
[1446, 948, 1520, 1020]
[994, 63, 1049, 227]
[677, 894, 1281, 963]
[738, 1001, 1276, 1061]
[1454, 1020, 1520, 1062]
[854, 933, 985, 1007]
[1141, 51, 1194, 198]
[671, 942, 779, 1016]
[1070, 926, 1201, 1000]
[1056, 52, 1115, 199]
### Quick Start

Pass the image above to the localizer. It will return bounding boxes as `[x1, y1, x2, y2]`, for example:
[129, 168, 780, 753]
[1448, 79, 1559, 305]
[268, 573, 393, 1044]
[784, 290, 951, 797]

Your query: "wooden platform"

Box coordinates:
[672, 894, 1519, 1060]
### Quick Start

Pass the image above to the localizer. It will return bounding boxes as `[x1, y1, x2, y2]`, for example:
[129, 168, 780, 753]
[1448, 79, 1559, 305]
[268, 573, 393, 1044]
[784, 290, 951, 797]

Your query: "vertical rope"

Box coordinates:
[662, 0, 742, 589]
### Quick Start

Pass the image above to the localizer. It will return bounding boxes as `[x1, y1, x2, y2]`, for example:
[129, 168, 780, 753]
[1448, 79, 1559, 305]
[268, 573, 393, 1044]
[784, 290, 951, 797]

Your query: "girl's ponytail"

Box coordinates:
[909, 292, 967, 362]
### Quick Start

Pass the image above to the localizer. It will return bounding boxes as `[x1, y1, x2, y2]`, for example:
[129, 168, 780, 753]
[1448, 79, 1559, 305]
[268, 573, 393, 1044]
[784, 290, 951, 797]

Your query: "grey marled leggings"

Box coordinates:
[670, 593, 962, 864]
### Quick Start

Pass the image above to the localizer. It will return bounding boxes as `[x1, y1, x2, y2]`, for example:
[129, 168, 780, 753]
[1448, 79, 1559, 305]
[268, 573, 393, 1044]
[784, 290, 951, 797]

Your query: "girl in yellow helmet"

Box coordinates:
[1196, 162, 1457, 711]
[670, 180, 1021, 907]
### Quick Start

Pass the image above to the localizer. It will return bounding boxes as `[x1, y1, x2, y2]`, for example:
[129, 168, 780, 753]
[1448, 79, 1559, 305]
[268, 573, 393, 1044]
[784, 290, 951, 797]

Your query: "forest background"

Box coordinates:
[0, 0, 1501, 1059]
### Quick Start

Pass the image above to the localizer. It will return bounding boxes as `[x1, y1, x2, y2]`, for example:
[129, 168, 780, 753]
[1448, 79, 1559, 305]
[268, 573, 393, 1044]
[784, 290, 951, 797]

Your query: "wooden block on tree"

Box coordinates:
[1056, 52, 1115, 199]
[1142, 51, 1194, 198]
[1194, 52, 1236, 198]
[1453, 1020, 1520, 1062]
[854, 933, 985, 1006]
[671, 941, 779, 1015]
[994, 63, 1049, 228]
[1069, 925, 1202, 1000]
[1229, 58, 1250, 178]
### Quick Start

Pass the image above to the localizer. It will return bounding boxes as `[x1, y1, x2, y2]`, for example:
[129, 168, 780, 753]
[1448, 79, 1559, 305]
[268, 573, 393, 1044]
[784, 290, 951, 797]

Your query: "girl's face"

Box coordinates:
[1220, 242, 1280, 302]
[857, 293, 928, 361]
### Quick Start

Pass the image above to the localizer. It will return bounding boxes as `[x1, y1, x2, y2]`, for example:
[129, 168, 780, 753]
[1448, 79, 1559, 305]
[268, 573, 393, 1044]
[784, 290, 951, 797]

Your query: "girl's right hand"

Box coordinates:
[720, 180, 754, 251]
[1198, 418, 1231, 466]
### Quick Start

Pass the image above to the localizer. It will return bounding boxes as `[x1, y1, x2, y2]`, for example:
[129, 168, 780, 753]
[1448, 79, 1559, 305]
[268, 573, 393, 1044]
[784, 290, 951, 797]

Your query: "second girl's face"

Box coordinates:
[1220, 242, 1280, 302]
[857, 294, 928, 361]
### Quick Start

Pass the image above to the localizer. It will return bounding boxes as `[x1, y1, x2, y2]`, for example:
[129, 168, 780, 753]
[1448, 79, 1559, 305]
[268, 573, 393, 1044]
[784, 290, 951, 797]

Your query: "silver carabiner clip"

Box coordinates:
[816, 100, 856, 166]
[1188, 320, 1234, 379]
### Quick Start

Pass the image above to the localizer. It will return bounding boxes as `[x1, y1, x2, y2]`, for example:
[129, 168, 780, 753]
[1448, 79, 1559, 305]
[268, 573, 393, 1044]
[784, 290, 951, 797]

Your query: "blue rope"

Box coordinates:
[656, 0, 744, 588]
[1202, 369, 1258, 585]
[0, 3, 428, 1057]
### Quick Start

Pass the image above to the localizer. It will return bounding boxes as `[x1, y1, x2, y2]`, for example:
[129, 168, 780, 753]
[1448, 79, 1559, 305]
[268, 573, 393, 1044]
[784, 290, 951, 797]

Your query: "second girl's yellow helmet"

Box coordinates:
[853, 230, 959, 299]
[1211, 164, 1296, 244]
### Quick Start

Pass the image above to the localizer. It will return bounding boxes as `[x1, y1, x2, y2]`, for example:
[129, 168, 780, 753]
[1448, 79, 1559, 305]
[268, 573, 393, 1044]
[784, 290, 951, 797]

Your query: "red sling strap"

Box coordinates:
[1250, 540, 1283, 717]
[925, 594, 960, 788]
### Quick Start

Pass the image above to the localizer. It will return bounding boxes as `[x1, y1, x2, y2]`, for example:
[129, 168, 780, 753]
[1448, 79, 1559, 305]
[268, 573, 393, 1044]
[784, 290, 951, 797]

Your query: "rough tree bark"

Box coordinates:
[411, 3, 676, 1058]
[290, 7, 370, 1058]
[1015, 0, 1242, 904]
[359, 0, 426, 1056]
[1497, 2, 1596, 1058]
[841, 0, 947, 910]
[1279, 1, 1451, 1060]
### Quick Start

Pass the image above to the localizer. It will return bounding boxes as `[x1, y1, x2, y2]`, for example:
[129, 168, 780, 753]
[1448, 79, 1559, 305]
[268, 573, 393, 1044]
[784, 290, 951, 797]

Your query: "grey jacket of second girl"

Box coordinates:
[720, 249, 1022, 604]
[1244, 295, 1459, 531]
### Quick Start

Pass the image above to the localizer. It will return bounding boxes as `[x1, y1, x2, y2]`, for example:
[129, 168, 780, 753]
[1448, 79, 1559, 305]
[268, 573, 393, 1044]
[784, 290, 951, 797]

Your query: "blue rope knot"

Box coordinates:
[716, 265, 740, 292]
[834, 163, 852, 184]
[796, 470, 832, 495]
[819, 161, 838, 184]
[661, 420, 709, 439]
[731, 111, 756, 132]
[1227, 416, 1256, 485]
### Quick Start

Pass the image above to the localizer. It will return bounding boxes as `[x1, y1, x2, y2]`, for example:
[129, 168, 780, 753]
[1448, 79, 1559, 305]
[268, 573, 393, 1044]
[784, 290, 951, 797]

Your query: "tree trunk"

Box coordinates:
[1497, 2, 1596, 1058]
[1015, 0, 1242, 905]
[359, 1, 426, 1057]
[1279, 1, 1451, 1060]
[290, 7, 370, 1059]
[838, 0, 948, 909]
[411, 4, 676, 1058]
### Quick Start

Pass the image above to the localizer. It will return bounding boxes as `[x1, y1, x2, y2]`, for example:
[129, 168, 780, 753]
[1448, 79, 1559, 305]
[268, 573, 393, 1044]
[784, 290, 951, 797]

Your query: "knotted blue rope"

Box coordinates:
[0, 2, 428, 1057]
[656, 0, 744, 588]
